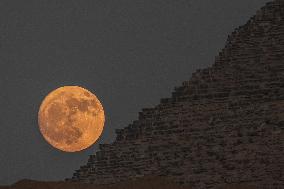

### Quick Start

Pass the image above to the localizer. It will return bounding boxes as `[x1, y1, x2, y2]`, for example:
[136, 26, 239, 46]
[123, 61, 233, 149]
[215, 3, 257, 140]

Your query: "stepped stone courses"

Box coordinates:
[68, 1, 284, 188]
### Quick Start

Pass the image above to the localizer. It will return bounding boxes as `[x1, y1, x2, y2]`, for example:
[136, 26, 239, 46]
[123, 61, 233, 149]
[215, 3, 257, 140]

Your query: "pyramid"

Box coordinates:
[68, 1, 284, 188]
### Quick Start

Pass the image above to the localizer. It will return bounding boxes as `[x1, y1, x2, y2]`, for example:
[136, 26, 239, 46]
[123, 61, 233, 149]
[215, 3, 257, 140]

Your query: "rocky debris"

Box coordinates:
[0, 177, 192, 189]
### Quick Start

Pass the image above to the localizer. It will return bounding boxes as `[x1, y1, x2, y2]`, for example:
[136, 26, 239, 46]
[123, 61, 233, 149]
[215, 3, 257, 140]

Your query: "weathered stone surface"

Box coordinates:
[68, 1, 284, 188]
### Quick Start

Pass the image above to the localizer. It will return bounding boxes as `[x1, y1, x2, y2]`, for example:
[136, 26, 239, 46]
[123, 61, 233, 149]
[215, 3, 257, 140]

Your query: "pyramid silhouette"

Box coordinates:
[69, 1, 284, 188]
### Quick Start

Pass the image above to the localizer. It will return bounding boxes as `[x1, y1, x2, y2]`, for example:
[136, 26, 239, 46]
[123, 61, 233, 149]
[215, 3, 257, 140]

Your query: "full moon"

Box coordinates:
[38, 86, 105, 152]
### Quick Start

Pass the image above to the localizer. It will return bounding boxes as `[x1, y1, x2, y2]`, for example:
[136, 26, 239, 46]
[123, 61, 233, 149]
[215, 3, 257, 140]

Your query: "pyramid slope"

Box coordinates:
[69, 1, 284, 188]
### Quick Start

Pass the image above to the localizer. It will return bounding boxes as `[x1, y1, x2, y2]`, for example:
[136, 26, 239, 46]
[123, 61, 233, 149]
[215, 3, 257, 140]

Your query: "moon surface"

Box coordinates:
[38, 86, 105, 152]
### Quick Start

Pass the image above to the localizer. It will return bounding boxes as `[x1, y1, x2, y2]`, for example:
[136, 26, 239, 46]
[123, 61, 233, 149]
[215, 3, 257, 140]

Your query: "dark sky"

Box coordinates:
[0, 0, 269, 185]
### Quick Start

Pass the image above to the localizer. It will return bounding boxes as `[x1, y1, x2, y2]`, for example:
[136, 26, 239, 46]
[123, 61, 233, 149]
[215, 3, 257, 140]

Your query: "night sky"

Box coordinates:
[0, 0, 269, 185]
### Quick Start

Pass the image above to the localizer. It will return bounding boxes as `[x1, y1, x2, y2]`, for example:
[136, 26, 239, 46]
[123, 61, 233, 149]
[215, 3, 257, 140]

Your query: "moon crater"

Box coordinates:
[38, 86, 105, 152]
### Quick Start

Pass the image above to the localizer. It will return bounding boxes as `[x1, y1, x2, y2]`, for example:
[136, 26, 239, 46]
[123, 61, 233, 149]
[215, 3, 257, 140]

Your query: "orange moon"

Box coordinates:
[38, 86, 105, 152]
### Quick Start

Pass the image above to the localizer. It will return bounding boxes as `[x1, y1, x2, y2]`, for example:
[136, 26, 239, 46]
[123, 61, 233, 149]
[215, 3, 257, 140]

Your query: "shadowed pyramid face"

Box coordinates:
[38, 86, 105, 152]
[67, 1, 284, 188]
